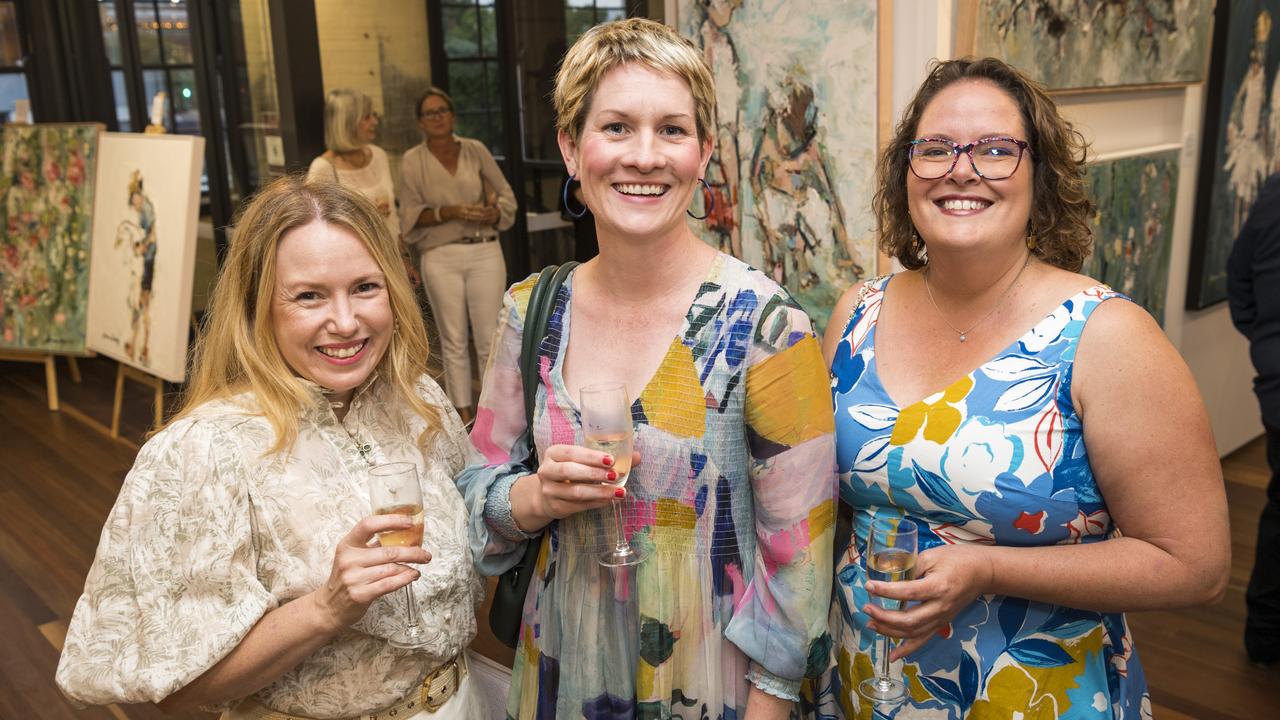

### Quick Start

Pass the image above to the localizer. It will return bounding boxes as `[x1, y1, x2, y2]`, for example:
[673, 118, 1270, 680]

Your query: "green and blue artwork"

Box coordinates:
[1083, 149, 1180, 325]
[0, 124, 100, 353]
[677, 0, 878, 332]
[975, 0, 1213, 90]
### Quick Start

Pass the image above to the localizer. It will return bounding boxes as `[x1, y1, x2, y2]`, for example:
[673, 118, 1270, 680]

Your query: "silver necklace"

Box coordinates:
[923, 256, 1030, 342]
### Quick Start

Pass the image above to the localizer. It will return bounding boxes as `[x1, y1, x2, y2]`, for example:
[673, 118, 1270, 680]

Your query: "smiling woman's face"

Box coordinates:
[906, 80, 1034, 257]
[558, 63, 711, 243]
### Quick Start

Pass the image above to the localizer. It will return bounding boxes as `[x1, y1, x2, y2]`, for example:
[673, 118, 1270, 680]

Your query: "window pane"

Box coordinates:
[477, 4, 496, 56]
[453, 110, 487, 144]
[449, 60, 485, 114]
[159, 2, 193, 65]
[0, 72, 29, 122]
[565, 7, 594, 41]
[442, 5, 479, 58]
[601, 7, 626, 23]
[142, 68, 169, 125]
[112, 69, 131, 131]
[135, 2, 162, 65]
[98, 1, 122, 65]
[1, 1, 23, 66]
[170, 68, 199, 135]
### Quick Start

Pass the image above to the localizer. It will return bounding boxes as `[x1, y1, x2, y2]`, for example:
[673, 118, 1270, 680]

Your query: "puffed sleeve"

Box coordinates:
[474, 141, 517, 232]
[56, 416, 275, 707]
[399, 146, 430, 247]
[723, 290, 837, 698]
[454, 275, 540, 575]
[306, 156, 338, 183]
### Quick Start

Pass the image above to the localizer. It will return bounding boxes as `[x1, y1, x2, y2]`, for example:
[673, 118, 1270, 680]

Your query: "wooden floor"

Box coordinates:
[0, 356, 1275, 718]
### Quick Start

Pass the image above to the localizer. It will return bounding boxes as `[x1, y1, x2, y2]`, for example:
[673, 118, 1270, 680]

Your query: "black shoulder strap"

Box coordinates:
[519, 262, 578, 466]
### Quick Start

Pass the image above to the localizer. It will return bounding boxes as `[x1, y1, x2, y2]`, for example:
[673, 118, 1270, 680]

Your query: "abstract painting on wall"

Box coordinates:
[1083, 149, 1180, 326]
[1188, 0, 1279, 309]
[0, 123, 101, 353]
[969, 0, 1213, 90]
[676, 0, 878, 331]
[86, 133, 204, 382]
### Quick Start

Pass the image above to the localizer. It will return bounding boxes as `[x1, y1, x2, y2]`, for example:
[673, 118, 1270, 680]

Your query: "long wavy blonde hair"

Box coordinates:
[170, 175, 439, 453]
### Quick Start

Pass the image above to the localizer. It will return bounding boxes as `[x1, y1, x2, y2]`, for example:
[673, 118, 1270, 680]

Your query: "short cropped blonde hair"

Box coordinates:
[553, 18, 715, 143]
[324, 88, 373, 153]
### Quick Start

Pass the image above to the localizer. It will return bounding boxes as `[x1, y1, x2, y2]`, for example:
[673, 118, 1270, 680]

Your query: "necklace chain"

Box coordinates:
[923, 256, 1030, 342]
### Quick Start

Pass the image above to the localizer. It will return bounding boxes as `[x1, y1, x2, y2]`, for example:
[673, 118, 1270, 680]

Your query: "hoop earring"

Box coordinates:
[687, 178, 714, 220]
[562, 175, 588, 219]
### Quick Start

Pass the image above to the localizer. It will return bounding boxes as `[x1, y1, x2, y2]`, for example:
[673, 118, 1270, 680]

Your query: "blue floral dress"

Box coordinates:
[809, 275, 1151, 719]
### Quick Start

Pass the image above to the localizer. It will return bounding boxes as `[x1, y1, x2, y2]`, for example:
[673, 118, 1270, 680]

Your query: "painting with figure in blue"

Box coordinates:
[1189, 0, 1279, 309]
[676, 0, 877, 332]
[1082, 150, 1180, 326]
[974, 0, 1213, 90]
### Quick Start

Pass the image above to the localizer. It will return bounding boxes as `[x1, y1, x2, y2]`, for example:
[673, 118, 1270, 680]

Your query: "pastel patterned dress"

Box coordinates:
[457, 253, 837, 719]
[810, 275, 1151, 719]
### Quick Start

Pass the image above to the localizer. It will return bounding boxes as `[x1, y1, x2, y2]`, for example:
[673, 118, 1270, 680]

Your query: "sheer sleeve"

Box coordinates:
[56, 416, 275, 707]
[724, 293, 837, 693]
[455, 275, 540, 576]
[398, 146, 430, 248]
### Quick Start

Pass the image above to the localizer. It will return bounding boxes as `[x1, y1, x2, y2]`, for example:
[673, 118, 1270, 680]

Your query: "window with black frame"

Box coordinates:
[438, 0, 503, 155]
[0, 0, 30, 123]
[99, 0, 200, 136]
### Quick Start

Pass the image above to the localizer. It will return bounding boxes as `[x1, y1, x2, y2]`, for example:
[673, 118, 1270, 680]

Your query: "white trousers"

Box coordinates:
[420, 241, 506, 409]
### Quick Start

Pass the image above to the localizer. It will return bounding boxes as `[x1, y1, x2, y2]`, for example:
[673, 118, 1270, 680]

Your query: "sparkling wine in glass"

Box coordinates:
[368, 462, 436, 649]
[859, 516, 918, 704]
[580, 382, 643, 567]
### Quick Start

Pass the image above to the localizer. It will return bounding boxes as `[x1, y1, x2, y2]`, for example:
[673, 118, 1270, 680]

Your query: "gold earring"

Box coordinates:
[1026, 231, 1038, 251]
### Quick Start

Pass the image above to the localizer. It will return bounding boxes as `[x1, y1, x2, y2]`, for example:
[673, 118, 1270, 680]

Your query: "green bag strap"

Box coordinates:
[519, 261, 578, 467]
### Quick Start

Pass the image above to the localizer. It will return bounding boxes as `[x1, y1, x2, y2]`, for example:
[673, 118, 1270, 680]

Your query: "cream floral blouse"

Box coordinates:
[56, 376, 481, 717]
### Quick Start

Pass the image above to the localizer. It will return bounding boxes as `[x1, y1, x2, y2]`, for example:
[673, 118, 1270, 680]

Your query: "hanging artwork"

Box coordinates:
[1188, 0, 1279, 309]
[963, 0, 1214, 90]
[675, 0, 878, 331]
[86, 133, 204, 383]
[1082, 148, 1180, 326]
[0, 123, 101, 353]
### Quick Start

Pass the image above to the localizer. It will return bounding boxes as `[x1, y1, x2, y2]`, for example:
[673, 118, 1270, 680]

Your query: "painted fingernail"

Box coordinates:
[601, 455, 614, 467]
[606, 470, 618, 482]
[615, 487, 625, 499]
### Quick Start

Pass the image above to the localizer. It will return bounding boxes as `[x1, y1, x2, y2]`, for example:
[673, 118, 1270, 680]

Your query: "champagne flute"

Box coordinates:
[580, 382, 643, 567]
[859, 516, 918, 704]
[367, 462, 436, 649]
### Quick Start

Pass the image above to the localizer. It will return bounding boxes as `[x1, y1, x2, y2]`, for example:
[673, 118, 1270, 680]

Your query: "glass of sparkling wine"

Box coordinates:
[367, 462, 435, 649]
[580, 382, 643, 567]
[859, 516, 918, 704]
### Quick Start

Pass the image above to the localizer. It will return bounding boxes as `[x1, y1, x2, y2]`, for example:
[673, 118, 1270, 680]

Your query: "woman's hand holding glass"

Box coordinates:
[311, 514, 431, 632]
[510, 444, 641, 532]
[863, 543, 995, 661]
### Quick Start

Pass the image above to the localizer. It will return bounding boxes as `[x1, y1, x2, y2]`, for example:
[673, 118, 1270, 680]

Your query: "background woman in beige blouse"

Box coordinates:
[400, 87, 516, 424]
[56, 178, 483, 719]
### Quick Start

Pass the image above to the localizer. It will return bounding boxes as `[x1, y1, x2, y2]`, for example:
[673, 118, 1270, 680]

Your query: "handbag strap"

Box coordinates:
[519, 262, 578, 467]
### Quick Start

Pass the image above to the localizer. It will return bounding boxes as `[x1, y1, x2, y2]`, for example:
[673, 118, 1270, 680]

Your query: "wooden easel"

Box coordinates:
[110, 362, 164, 438]
[0, 350, 81, 411]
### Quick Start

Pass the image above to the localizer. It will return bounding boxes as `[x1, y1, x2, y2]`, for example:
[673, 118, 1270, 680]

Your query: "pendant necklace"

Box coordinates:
[923, 255, 1030, 342]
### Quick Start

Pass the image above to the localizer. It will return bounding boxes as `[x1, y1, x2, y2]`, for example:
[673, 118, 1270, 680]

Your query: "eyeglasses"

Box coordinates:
[419, 108, 451, 119]
[907, 136, 1029, 180]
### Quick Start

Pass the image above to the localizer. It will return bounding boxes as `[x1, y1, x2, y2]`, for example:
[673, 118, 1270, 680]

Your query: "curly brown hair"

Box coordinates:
[875, 57, 1093, 271]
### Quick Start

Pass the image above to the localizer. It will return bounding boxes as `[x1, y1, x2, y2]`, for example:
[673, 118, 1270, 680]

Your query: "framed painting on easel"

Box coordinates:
[86, 133, 205, 383]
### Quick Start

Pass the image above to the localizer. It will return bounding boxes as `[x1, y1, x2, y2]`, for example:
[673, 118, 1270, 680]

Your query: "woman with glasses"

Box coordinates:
[811, 57, 1229, 718]
[309, 90, 402, 251]
[400, 87, 516, 424]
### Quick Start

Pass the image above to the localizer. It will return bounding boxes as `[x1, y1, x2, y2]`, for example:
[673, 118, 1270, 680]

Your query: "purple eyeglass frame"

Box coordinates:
[906, 136, 1030, 180]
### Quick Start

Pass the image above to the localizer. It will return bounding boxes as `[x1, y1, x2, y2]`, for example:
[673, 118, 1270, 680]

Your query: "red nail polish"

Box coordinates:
[602, 455, 614, 467]
[614, 487, 625, 499]
[606, 470, 618, 482]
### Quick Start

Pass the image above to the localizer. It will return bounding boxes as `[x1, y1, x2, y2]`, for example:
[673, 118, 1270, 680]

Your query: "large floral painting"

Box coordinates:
[676, 0, 878, 331]
[1188, 0, 1279, 309]
[972, 0, 1213, 90]
[0, 124, 101, 353]
[1082, 149, 1180, 326]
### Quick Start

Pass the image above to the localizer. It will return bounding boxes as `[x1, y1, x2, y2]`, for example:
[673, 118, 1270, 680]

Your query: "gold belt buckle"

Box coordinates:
[420, 657, 461, 713]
